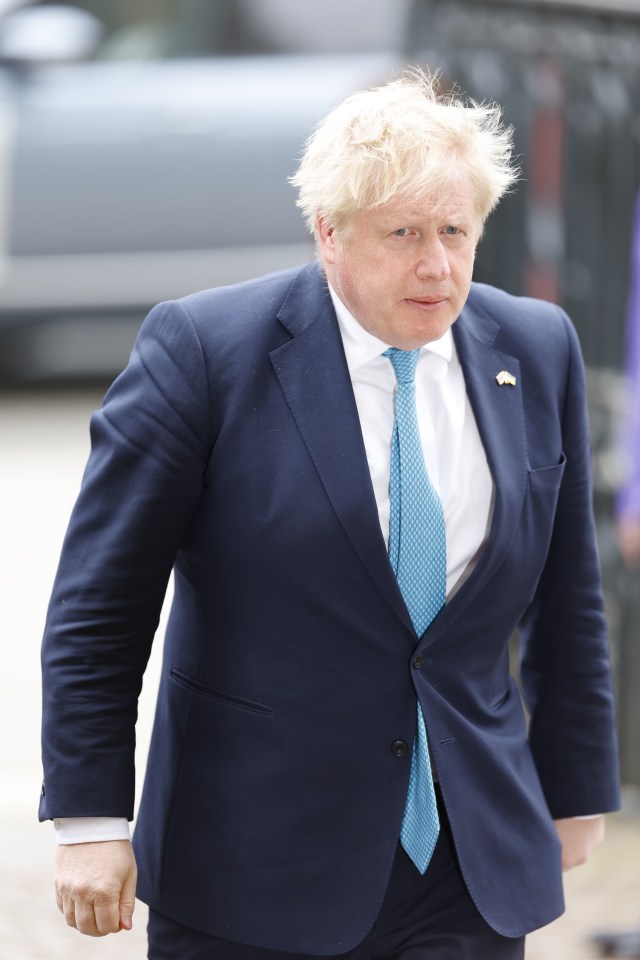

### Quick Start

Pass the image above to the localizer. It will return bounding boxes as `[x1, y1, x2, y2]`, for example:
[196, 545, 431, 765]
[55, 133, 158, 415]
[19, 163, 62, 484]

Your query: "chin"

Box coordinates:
[412, 321, 452, 347]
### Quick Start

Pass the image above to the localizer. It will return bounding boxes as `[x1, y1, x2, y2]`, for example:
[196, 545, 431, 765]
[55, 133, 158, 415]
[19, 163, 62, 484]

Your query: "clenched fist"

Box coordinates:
[54, 839, 137, 937]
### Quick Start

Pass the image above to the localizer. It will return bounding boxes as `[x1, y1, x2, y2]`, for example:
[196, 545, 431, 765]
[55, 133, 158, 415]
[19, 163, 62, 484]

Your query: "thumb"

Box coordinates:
[119, 870, 137, 931]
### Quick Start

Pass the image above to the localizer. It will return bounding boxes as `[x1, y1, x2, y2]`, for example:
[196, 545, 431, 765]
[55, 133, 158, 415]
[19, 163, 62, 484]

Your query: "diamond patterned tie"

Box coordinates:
[384, 346, 446, 874]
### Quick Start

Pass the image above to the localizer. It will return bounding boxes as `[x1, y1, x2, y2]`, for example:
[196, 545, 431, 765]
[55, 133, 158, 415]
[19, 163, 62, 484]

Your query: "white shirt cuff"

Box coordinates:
[53, 816, 131, 845]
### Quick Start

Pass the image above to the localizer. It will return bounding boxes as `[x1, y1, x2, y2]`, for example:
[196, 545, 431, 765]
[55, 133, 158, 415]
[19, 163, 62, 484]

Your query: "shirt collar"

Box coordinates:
[328, 283, 454, 374]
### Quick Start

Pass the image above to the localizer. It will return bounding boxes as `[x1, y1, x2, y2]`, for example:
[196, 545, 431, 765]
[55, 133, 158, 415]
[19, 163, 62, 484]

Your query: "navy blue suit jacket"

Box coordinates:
[40, 262, 620, 954]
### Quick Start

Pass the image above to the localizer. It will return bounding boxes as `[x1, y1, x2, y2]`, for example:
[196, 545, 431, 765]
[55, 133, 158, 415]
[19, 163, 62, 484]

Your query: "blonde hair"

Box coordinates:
[290, 68, 518, 239]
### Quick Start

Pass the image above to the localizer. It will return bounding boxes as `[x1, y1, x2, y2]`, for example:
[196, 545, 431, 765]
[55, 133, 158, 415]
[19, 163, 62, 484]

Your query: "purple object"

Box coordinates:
[617, 192, 640, 521]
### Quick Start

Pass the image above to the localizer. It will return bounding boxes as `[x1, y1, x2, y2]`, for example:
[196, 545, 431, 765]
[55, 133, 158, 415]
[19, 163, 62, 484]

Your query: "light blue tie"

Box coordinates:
[384, 346, 446, 874]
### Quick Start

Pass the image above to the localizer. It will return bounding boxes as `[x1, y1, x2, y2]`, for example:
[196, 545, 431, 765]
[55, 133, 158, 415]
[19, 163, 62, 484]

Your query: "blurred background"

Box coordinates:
[0, 0, 638, 956]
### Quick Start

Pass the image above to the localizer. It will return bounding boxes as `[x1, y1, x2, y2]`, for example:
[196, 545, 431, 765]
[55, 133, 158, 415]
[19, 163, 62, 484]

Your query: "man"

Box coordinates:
[42, 71, 620, 959]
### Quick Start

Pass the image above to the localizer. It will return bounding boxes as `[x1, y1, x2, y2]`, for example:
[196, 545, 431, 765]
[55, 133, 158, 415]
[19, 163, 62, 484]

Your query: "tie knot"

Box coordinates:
[384, 347, 419, 384]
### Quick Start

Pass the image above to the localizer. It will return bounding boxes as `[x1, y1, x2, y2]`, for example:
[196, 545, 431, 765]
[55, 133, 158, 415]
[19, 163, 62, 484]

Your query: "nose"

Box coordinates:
[415, 238, 451, 281]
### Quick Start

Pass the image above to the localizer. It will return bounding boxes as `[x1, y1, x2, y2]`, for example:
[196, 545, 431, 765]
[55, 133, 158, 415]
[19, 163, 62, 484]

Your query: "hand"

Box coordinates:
[616, 517, 640, 569]
[553, 816, 605, 872]
[54, 839, 137, 937]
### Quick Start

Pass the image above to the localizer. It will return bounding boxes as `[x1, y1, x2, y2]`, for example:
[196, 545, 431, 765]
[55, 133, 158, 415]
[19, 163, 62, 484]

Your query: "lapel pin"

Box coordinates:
[495, 370, 517, 387]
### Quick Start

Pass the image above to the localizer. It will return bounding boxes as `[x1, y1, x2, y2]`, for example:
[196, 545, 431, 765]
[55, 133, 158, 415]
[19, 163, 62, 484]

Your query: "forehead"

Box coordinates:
[377, 180, 478, 224]
[343, 179, 480, 238]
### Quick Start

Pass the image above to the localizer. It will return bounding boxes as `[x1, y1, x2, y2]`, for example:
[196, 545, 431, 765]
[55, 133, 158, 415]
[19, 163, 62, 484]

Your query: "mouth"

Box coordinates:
[406, 297, 447, 308]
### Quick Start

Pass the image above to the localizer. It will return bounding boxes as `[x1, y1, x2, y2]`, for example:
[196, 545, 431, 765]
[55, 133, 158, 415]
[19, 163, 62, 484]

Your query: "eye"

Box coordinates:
[442, 225, 461, 236]
[392, 227, 411, 238]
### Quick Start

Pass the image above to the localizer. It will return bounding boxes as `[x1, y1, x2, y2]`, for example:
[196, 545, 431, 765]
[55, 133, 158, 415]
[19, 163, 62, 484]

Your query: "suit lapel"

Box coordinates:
[424, 294, 529, 644]
[270, 270, 530, 644]
[269, 264, 415, 637]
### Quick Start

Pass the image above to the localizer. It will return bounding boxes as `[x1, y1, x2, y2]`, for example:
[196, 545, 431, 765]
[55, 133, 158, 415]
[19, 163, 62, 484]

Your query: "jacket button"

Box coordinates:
[412, 655, 424, 669]
[391, 739, 408, 757]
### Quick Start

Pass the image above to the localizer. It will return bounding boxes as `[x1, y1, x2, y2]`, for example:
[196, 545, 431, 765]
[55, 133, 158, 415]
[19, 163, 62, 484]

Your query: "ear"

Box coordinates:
[316, 216, 336, 264]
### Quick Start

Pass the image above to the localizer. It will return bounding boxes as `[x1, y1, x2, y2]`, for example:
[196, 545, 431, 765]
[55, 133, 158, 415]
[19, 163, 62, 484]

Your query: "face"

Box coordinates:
[318, 180, 480, 350]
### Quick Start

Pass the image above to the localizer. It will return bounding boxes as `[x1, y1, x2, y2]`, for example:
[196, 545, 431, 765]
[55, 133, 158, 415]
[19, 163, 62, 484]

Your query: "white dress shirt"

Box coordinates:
[331, 285, 495, 600]
[54, 283, 495, 845]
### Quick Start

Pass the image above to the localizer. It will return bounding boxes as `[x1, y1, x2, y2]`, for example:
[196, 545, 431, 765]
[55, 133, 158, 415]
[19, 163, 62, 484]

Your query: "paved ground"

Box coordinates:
[526, 792, 640, 959]
[1, 389, 638, 959]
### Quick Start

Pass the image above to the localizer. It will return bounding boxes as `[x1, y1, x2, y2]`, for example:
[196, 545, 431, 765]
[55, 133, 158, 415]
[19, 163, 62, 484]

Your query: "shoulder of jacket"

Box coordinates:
[468, 281, 575, 350]
[469, 281, 566, 322]
[178, 264, 310, 317]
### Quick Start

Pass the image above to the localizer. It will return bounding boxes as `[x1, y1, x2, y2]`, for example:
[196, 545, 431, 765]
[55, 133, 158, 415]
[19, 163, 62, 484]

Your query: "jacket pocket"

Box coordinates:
[170, 668, 274, 717]
[528, 453, 566, 493]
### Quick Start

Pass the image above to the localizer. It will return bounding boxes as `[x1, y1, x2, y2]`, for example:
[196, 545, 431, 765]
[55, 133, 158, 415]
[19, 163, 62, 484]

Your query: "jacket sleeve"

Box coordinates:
[519, 310, 620, 819]
[40, 299, 213, 821]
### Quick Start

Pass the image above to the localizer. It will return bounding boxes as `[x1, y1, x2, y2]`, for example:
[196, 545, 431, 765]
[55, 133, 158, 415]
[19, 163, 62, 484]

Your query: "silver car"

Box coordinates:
[0, 0, 407, 379]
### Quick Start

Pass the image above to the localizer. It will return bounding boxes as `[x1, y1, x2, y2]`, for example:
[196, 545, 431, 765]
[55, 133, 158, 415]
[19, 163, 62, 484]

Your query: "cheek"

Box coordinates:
[452, 257, 475, 295]
[340, 261, 375, 307]
[460, 249, 476, 278]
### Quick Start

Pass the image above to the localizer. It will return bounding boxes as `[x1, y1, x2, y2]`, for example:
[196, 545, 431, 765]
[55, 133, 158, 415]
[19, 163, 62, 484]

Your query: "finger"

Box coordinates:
[62, 896, 77, 930]
[55, 884, 64, 915]
[118, 868, 137, 931]
[73, 897, 107, 938]
[94, 893, 122, 935]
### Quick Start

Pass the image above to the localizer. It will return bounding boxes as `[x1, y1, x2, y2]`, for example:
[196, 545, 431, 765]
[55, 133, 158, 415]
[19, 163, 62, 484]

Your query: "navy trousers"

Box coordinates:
[147, 792, 525, 960]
